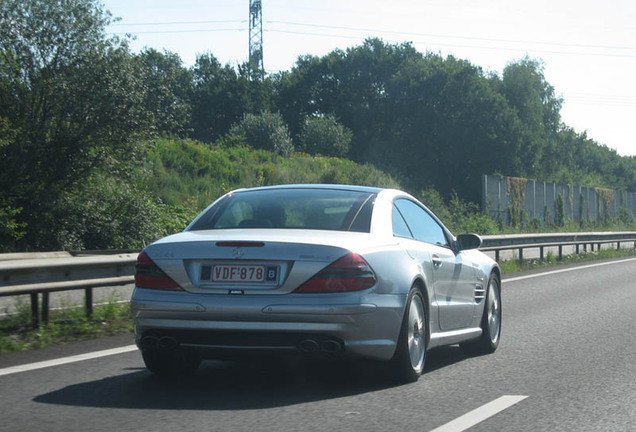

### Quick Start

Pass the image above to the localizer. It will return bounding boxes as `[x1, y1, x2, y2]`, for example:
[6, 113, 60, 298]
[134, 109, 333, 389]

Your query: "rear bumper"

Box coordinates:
[131, 287, 405, 361]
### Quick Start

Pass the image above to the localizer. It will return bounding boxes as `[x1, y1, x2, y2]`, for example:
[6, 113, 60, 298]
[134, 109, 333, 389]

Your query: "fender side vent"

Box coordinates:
[474, 285, 486, 303]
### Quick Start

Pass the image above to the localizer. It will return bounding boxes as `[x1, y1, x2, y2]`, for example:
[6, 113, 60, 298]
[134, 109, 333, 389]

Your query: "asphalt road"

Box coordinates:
[1, 257, 635, 432]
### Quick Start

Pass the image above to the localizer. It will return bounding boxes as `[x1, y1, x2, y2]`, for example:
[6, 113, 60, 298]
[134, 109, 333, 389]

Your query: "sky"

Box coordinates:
[102, 0, 636, 157]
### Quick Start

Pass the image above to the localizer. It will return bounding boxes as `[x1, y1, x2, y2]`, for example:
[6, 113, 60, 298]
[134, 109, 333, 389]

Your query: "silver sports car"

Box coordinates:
[131, 184, 501, 382]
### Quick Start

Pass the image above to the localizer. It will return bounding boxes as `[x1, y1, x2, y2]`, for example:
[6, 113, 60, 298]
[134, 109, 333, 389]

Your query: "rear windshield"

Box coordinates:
[188, 188, 376, 233]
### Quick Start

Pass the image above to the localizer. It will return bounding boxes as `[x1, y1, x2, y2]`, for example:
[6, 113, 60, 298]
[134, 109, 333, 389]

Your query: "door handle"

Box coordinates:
[432, 255, 442, 269]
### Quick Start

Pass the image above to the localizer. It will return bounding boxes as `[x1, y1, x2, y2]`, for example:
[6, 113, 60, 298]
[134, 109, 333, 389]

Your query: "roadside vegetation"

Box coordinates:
[2, 0, 635, 252]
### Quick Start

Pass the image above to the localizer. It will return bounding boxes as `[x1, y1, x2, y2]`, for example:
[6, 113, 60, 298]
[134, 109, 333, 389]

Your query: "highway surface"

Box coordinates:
[1, 257, 635, 432]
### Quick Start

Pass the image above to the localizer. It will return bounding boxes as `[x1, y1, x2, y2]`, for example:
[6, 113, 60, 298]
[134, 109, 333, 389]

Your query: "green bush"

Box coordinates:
[447, 192, 498, 234]
[416, 189, 497, 235]
[298, 114, 352, 157]
[55, 171, 164, 250]
[418, 188, 453, 226]
[229, 111, 294, 156]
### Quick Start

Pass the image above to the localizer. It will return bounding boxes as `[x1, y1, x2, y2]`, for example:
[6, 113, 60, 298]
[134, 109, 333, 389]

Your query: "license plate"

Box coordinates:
[203, 265, 278, 283]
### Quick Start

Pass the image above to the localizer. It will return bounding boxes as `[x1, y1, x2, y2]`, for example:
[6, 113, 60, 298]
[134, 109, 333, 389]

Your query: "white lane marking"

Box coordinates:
[430, 395, 528, 432]
[0, 345, 138, 377]
[504, 257, 636, 283]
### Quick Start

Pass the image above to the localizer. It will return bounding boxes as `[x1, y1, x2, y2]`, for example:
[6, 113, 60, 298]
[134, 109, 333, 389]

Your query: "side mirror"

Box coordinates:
[455, 233, 483, 251]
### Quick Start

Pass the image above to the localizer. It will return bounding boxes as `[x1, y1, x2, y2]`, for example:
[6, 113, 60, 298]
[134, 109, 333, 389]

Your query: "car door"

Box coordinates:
[393, 199, 476, 330]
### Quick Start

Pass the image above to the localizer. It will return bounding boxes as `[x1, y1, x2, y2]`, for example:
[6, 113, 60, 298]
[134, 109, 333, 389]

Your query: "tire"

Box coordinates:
[389, 286, 427, 383]
[461, 273, 501, 355]
[142, 349, 201, 376]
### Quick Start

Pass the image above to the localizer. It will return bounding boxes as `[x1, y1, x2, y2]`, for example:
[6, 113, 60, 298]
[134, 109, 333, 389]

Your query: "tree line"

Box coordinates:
[1, 0, 634, 251]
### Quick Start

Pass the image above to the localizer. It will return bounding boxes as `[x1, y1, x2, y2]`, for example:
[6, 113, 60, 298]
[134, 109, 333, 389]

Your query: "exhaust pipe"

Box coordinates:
[141, 335, 179, 351]
[320, 340, 343, 353]
[158, 336, 179, 350]
[140, 336, 159, 350]
[298, 339, 319, 353]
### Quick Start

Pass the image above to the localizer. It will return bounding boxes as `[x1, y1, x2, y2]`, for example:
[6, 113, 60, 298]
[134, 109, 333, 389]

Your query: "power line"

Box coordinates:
[109, 17, 636, 54]
[265, 28, 636, 60]
[266, 20, 636, 53]
[111, 19, 245, 26]
[109, 19, 636, 60]
[562, 93, 636, 107]
[110, 28, 245, 35]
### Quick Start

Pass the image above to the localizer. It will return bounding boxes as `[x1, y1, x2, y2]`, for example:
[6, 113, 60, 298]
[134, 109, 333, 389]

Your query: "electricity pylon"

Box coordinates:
[249, 0, 264, 79]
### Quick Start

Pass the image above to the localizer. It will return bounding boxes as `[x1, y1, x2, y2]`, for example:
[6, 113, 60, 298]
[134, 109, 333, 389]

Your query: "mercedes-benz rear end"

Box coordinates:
[131, 186, 405, 374]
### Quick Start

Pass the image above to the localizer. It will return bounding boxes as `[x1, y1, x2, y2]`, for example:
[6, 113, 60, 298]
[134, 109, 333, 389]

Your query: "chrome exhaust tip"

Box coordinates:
[140, 336, 159, 350]
[298, 339, 319, 353]
[320, 340, 343, 353]
[158, 336, 179, 350]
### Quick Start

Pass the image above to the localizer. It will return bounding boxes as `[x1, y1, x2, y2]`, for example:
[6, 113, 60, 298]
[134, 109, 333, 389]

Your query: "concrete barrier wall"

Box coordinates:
[482, 174, 636, 227]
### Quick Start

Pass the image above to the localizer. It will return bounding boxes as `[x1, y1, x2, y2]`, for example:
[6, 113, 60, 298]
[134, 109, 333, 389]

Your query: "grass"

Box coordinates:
[0, 297, 133, 354]
[146, 138, 399, 209]
[497, 245, 636, 273]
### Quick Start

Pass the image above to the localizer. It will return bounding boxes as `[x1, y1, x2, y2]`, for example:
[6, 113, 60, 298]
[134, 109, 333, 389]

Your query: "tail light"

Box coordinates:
[294, 253, 376, 293]
[135, 250, 183, 291]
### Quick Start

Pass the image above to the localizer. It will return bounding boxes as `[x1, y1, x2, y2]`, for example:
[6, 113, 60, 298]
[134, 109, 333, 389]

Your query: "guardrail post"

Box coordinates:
[42, 292, 50, 324]
[576, 244, 580, 254]
[85, 288, 93, 318]
[540, 246, 544, 260]
[518, 247, 523, 261]
[617, 242, 620, 251]
[30, 293, 39, 328]
[558, 245, 563, 261]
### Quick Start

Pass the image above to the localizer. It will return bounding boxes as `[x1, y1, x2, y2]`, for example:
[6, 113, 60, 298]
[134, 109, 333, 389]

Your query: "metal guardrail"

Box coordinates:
[481, 231, 636, 261]
[1, 232, 635, 328]
[0, 252, 137, 327]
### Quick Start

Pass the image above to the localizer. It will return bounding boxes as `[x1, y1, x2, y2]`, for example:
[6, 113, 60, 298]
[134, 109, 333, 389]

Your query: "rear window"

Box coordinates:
[188, 188, 376, 233]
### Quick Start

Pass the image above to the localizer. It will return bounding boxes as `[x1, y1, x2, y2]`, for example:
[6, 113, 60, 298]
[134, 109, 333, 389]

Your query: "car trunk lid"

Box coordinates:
[144, 229, 382, 295]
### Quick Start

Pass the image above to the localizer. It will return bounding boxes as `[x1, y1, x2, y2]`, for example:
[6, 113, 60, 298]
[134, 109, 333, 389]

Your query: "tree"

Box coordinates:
[298, 114, 352, 157]
[276, 38, 422, 160]
[386, 54, 525, 200]
[0, 117, 24, 250]
[190, 54, 272, 142]
[136, 48, 193, 137]
[0, 0, 150, 249]
[278, 41, 621, 202]
[499, 57, 563, 178]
